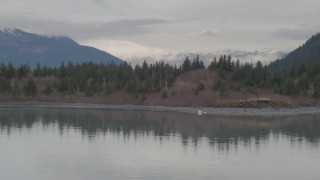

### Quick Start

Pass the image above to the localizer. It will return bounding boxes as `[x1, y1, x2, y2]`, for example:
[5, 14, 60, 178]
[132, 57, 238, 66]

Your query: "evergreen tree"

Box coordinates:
[0, 77, 11, 91]
[23, 78, 37, 96]
[182, 57, 191, 72]
[33, 63, 42, 77]
[6, 62, 16, 79]
[18, 64, 31, 79]
[11, 81, 20, 95]
[208, 57, 217, 71]
[43, 82, 53, 95]
[58, 62, 66, 78]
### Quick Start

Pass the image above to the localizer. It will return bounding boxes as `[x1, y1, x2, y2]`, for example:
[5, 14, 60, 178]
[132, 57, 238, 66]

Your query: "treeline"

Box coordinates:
[208, 55, 271, 96]
[0, 56, 205, 96]
[207, 55, 320, 98]
[0, 54, 320, 98]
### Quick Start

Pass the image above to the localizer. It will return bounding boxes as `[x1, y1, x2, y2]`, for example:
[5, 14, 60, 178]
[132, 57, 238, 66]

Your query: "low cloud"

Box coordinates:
[272, 26, 320, 40]
[188, 30, 216, 37]
[198, 30, 216, 37]
[0, 15, 170, 40]
[83, 39, 174, 61]
[91, 0, 105, 5]
[78, 18, 168, 39]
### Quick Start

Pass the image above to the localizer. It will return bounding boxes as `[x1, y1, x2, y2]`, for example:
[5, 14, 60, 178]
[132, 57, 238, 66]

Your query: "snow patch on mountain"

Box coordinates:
[127, 49, 286, 66]
[0, 28, 24, 36]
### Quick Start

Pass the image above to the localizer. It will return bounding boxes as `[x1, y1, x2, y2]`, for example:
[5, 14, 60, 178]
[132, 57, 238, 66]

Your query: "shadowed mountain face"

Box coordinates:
[269, 33, 320, 72]
[0, 28, 124, 68]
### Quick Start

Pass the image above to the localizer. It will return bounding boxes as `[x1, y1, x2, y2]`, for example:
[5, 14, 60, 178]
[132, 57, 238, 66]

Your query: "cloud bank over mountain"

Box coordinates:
[126, 49, 286, 66]
[1, 0, 319, 62]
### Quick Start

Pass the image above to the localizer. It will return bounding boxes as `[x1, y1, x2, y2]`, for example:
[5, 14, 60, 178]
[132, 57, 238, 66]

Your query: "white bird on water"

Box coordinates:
[197, 110, 206, 115]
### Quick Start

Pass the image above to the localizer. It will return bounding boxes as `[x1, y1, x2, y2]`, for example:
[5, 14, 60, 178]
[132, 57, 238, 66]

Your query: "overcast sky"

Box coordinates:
[1, 0, 320, 60]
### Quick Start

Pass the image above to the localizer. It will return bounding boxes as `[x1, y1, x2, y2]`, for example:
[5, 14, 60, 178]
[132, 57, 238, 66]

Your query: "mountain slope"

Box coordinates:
[269, 33, 320, 72]
[0, 28, 124, 67]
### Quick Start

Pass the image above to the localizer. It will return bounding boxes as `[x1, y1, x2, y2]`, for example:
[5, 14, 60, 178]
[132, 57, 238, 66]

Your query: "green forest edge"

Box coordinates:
[0, 54, 320, 100]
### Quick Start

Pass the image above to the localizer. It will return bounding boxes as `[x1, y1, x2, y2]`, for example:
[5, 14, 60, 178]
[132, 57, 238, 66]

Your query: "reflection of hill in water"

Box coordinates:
[0, 109, 320, 147]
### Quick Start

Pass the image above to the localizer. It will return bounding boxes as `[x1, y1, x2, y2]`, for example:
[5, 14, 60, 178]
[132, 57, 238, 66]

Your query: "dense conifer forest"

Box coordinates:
[0, 54, 320, 100]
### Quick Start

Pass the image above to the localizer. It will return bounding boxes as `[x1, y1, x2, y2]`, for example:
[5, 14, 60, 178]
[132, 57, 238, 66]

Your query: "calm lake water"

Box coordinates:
[0, 109, 320, 180]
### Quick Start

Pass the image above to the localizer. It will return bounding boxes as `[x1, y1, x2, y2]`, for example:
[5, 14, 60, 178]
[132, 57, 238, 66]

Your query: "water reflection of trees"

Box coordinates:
[0, 109, 319, 148]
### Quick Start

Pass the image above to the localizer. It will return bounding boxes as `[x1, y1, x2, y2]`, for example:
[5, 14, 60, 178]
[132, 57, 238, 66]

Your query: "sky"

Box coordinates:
[1, 0, 320, 61]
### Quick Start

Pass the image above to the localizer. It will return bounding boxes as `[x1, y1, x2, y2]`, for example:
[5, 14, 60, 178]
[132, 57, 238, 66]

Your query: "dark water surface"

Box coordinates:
[0, 109, 320, 180]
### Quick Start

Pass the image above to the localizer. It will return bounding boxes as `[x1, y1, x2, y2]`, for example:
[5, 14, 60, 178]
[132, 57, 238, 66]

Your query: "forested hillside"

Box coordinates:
[269, 33, 320, 72]
[0, 54, 319, 107]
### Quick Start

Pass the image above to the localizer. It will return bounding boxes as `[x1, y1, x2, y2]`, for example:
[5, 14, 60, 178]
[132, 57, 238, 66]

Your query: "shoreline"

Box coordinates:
[0, 101, 320, 117]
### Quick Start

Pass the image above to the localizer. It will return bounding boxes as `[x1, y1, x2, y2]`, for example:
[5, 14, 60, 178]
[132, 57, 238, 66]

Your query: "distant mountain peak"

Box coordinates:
[0, 28, 124, 67]
[0, 27, 25, 36]
[0, 28, 77, 44]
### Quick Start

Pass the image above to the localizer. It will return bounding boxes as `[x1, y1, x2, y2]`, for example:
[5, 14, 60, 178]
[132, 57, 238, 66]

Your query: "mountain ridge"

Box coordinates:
[0, 28, 124, 67]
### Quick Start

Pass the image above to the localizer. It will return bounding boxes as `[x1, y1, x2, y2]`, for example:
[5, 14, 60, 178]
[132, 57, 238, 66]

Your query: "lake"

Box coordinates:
[0, 109, 320, 180]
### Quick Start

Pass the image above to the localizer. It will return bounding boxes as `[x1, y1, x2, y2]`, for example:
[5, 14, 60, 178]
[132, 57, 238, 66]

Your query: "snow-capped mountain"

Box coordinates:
[0, 28, 124, 67]
[127, 49, 286, 66]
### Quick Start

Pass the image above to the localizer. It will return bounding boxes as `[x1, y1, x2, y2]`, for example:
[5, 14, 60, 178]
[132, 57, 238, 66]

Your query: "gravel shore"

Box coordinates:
[0, 101, 320, 117]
